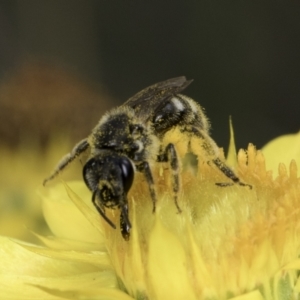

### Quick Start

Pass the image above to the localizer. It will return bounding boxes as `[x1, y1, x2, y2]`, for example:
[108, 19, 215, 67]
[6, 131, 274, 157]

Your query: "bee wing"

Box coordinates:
[123, 76, 193, 121]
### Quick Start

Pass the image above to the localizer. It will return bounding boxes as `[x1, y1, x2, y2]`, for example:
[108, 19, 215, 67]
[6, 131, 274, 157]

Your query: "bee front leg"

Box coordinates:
[136, 162, 157, 213]
[91, 190, 117, 229]
[120, 203, 131, 241]
[157, 143, 181, 213]
[43, 138, 89, 185]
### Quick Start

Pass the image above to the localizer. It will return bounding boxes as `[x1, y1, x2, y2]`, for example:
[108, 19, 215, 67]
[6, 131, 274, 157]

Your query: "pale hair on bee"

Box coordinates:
[44, 77, 251, 240]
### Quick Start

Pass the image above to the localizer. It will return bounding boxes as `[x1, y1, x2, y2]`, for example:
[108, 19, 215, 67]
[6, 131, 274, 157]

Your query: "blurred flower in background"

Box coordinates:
[262, 131, 300, 175]
[0, 61, 115, 147]
[0, 62, 116, 242]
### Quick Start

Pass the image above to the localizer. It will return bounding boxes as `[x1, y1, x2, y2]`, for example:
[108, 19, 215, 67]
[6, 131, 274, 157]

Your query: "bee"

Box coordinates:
[44, 77, 251, 240]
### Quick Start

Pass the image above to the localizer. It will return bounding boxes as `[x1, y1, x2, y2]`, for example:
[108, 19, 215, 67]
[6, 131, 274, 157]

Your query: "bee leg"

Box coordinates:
[43, 138, 89, 185]
[213, 158, 252, 189]
[188, 126, 251, 189]
[137, 162, 157, 213]
[158, 143, 181, 213]
[120, 203, 131, 241]
[91, 190, 116, 229]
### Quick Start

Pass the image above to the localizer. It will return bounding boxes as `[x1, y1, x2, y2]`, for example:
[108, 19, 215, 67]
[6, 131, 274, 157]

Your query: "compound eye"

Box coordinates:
[119, 157, 134, 193]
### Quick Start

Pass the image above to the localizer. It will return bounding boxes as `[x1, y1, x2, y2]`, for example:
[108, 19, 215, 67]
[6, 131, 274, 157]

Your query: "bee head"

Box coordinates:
[82, 151, 134, 240]
[83, 151, 135, 206]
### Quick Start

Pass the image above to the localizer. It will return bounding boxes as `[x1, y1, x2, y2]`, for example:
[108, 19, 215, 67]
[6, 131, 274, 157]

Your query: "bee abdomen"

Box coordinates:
[152, 95, 210, 136]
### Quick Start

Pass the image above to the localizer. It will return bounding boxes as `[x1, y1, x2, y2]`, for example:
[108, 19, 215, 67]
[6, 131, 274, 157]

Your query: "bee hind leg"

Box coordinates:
[213, 158, 252, 189]
[184, 126, 252, 189]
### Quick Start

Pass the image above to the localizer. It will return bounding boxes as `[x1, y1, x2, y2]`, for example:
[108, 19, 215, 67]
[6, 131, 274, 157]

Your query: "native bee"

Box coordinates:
[44, 77, 251, 240]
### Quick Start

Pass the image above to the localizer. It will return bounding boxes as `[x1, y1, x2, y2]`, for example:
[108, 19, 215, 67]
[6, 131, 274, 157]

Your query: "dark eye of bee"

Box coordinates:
[119, 157, 134, 193]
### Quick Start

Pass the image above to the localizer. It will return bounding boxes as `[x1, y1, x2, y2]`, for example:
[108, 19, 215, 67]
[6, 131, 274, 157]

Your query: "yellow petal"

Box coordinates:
[228, 290, 265, 300]
[226, 116, 238, 168]
[147, 215, 198, 300]
[18, 241, 111, 269]
[62, 181, 105, 235]
[35, 285, 134, 300]
[39, 181, 103, 244]
[0, 237, 96, 276]
[31, 232, 103, 251]
[0, 236, 124, 299]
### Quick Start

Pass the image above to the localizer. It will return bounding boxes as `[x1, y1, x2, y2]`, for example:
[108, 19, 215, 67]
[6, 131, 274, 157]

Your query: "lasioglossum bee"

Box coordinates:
[44, 77, 251, 240]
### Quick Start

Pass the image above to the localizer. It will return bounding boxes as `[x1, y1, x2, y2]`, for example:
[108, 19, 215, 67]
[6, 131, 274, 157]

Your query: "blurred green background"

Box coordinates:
[0, 0, 299, 150]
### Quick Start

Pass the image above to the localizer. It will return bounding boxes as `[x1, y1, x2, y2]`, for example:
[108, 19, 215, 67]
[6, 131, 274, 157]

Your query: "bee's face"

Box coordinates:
[83, 151, 135, 208]
[82, 151, 135, 240]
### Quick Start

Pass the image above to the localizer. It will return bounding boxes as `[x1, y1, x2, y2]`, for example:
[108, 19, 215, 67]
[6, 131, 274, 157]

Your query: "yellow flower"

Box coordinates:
[1, 132, 300, 299]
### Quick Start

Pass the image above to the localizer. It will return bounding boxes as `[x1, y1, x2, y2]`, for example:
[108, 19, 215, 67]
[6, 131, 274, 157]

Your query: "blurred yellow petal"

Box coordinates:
[0, 235, 124, 299]
[262, 131, 300, 174]
[228, 290, 265, 300]
[39, 181, 103, 244]
[0, 237, 93, 277]
[36, 285, 135, 300]
[0, 236, 114, 298]
[0, 277, 63, 300]
[18, 241, 111, 269]
[62, 181, 105, 235]
[32, 232, 103, 251]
